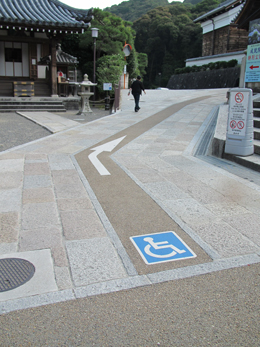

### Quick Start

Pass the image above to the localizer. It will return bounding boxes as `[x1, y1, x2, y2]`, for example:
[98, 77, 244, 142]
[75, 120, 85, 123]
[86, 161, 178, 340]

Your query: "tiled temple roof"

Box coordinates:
[40, 44, 79, 65]
[0, 0, 93, 32]
[194, 0, 245, 23]
[233, 0, 260, 29]
[56, 50, 78, 64]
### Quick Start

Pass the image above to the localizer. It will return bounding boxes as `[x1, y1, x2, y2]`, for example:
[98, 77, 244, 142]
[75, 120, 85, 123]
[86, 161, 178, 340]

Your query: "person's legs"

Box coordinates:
[133, 93, 140, 111]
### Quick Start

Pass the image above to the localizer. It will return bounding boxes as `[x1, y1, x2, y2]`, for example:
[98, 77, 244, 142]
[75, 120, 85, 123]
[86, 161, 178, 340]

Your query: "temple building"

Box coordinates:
[194, 0, 247, 57]
[187, 0, 247, 67]
[0, 0, 93, 97]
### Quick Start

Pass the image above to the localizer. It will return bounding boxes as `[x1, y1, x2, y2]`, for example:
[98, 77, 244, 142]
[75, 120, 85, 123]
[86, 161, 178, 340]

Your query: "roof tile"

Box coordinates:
[0, 0, 93, 29]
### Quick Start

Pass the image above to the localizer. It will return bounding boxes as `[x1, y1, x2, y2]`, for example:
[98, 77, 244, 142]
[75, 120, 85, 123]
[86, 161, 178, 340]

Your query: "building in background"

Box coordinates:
[186, 0, 247, 67]
[0, 0, 93, 97]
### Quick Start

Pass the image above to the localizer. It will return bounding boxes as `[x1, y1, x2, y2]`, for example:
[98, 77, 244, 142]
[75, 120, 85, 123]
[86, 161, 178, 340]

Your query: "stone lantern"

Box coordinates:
[77, 74, 97, 115]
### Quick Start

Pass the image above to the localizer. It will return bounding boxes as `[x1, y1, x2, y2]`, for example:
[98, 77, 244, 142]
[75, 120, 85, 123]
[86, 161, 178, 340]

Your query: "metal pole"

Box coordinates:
[93, 37, 96, 102]
[91, 27, 99, 104]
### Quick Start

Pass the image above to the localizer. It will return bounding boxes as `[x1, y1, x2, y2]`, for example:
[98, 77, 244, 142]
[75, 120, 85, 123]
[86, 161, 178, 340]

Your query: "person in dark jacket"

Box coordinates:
[128, 75, 146, 112]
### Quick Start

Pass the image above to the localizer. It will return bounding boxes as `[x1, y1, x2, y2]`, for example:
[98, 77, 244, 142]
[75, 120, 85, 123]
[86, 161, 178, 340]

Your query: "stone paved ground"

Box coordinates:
[0, 89, 259, 346]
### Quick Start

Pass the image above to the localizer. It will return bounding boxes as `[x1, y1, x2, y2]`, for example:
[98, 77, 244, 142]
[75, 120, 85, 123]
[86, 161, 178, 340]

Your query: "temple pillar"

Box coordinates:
[50, 38, 58, 97]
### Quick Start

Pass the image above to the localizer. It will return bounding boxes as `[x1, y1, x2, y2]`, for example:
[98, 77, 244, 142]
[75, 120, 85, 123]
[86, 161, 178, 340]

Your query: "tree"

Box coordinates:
[105, 0, 169, 22]
[96, 54, 125, 94]
[133, 0, 222, 88]
[190, 0, 223, 17]
[80, 9, 144, 88]
[134, 4, 197, 87]
[62, 8, 146, 96]
[137, 53, 148, 77]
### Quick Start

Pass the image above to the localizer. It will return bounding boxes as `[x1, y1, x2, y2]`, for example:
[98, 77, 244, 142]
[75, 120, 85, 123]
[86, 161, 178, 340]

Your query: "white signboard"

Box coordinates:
[227, 90, 249, 137]
[225, 88, 254, 156]
[103, 83, 112, 91]
[245, 43, 260, 82]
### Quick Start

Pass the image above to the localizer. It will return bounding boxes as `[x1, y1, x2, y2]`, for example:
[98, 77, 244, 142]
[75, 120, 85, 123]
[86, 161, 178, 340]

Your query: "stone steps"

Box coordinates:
[254, 129, 260, 141]
[223, 99, 260, 172]
[213, 98, 260, 173]
[254, 139, 260, 155]
[0, 98, 66, 112]
[254, 117, 260, 128]
[253, 108, 260, 117]
[224, 153, 260, 172]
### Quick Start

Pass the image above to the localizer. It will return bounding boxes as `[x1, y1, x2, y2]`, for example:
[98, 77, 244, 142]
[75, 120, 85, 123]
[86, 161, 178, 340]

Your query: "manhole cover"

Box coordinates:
[0, 258, 35, 293]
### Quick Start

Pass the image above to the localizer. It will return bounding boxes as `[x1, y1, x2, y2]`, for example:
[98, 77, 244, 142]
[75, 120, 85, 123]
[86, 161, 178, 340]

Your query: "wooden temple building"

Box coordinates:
[0, 0, 93, 97]
[187, 0, 260, 67]
[234, 0, 260, 32]
[194, 0, 248, 58]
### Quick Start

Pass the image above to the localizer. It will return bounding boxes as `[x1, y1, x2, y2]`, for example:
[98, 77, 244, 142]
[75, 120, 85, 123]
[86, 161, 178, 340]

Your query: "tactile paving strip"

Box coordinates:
[0, 258, 35, 292]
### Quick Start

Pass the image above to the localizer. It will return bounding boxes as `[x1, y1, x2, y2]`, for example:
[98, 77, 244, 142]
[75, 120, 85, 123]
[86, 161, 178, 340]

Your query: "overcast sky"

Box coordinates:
[60, 0, 182, 10]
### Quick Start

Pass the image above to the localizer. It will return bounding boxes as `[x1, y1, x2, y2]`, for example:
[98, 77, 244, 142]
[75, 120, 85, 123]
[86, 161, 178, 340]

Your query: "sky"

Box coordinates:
[60, 0, 182, 10]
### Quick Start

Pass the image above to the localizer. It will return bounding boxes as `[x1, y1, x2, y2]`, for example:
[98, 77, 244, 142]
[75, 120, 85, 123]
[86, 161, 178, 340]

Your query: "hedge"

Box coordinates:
[174, 59, 238, 75]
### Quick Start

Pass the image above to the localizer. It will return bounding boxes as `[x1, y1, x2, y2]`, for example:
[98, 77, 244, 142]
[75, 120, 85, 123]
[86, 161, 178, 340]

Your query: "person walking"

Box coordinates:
[128, 76, 146, 112]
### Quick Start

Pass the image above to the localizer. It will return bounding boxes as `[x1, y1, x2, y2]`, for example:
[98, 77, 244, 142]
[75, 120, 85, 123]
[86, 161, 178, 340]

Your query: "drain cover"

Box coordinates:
[0, 258, 35, 293]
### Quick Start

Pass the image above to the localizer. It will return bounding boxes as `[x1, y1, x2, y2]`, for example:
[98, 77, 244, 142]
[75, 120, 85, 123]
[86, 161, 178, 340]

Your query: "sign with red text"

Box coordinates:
[245, 43, 260, 82]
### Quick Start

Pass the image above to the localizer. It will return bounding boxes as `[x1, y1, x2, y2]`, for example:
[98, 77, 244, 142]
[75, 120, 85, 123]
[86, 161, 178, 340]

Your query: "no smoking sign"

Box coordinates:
[235, 92, 244, 103]
[225, 88, 254, 156]
[228, 90, 249, 137]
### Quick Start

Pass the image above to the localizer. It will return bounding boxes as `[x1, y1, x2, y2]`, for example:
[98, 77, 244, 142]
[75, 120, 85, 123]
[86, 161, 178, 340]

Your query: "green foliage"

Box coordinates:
[79, 9, 143, 84]
[183, 0, 204, 4]
[79, 9, 134, 58]
[61, 34, 80, 57]
[61, 8, 146, 97]
[137, 53, 148, 77]
[96, 53, 125, 94]
[132, 0, 226, 88]
[190, 0, 223, 18]
[61, 34, 89, 72]
[174, 60, 238, 74]
[227, 59, 238, 68]
[61, 0, 224, 90]
[105, 0, 169, 22]
[133, 3, 203, 87]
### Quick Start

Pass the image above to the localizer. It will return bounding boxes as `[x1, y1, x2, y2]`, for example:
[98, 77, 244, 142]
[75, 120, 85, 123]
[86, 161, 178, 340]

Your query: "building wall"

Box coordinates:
[0, 41, 29, 77]
[0, 30, 50, 79]
[167, 66, 240, 89]
[200, 4, 244, 34]
[228, 25, 248, 52]
[186, 51, 245, 67]
[202, 25, 248, 56]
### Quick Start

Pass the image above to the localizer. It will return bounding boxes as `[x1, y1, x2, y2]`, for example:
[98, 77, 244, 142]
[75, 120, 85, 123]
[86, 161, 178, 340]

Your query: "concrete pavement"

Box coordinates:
[0, 89, 260, 317]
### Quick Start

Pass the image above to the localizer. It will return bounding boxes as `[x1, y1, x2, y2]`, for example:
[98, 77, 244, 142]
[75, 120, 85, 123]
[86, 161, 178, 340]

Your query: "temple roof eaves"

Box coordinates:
[0, 0, 93, 32]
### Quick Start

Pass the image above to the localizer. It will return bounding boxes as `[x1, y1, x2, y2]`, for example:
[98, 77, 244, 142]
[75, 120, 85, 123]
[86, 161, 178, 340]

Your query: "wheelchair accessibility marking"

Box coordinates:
[130, 231, 197, 265]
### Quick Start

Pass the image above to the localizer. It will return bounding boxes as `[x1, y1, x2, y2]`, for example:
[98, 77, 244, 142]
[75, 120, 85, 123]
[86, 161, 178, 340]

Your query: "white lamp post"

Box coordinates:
[91, 27, 99, 102]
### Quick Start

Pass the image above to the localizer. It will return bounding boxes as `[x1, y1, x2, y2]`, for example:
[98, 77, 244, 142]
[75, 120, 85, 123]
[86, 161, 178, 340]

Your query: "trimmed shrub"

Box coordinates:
[174, 59, 238, 75]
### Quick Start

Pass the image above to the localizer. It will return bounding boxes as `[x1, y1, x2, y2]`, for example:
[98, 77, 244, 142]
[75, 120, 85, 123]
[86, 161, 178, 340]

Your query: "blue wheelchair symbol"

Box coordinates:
[130, 231, 196, 264]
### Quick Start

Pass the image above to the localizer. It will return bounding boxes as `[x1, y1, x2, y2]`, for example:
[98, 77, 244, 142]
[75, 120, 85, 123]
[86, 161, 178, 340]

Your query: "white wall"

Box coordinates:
[186, 51, 245, 67]
[201, 5, 244, 34]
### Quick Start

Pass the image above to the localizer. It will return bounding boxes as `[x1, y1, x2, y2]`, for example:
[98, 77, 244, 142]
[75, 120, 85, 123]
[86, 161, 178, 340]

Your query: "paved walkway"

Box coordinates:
[0, 89, 259, 316]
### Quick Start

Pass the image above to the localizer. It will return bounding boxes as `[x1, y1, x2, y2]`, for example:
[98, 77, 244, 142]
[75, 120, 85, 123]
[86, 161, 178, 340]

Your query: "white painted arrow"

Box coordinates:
[88, 136, 126, 175]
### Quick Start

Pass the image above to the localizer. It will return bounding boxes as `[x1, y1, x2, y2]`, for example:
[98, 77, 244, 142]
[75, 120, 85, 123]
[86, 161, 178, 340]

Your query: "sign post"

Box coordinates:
[224, 88, 254, 156]
[103, 83, 112, 111]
